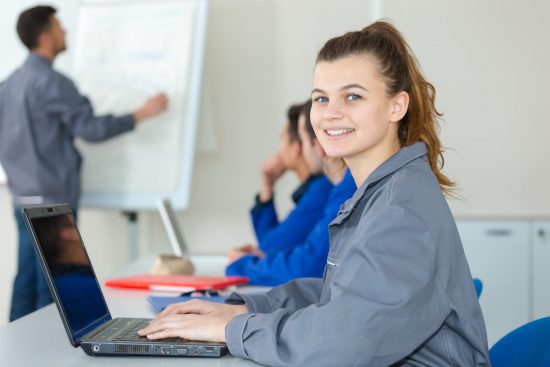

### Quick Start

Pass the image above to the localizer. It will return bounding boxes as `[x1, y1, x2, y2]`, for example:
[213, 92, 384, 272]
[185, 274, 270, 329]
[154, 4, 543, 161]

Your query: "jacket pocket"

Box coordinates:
[323, 256, 340, 282]
[320, 256, 340, 303]
[441, 325, 458, 367]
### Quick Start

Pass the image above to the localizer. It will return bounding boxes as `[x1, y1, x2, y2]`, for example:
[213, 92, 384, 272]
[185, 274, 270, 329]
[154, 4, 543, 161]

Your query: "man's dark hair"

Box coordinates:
[286, 102, 304, 144]
[301, 99, 316, 142]
[16, 5, 56, 50]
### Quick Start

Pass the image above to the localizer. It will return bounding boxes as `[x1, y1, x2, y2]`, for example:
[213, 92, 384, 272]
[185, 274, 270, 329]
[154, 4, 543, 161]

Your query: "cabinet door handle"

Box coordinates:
[486, 229, 512, 237]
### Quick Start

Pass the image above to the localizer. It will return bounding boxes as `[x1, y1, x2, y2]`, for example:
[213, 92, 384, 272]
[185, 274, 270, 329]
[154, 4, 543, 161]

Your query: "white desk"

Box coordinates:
[0, 256, 264, 366]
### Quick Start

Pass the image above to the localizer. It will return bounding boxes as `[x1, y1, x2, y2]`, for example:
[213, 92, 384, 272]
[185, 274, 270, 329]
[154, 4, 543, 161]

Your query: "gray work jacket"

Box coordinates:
[226, 142, 491, 367]
[0, 53, 134, 208]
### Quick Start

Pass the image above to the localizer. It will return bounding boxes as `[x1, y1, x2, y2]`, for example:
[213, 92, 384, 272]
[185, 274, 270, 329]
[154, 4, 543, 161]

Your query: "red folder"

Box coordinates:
[104, 274, 248, 291]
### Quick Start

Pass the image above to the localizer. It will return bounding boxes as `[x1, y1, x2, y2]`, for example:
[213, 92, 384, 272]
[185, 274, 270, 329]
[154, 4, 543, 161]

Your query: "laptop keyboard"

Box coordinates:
[112, 319, 181, 343]
[112, 320, 150, 342]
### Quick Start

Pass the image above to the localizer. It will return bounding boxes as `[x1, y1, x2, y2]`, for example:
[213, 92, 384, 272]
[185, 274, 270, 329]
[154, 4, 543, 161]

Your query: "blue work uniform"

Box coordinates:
[226, 170, 356, 286]
[225, 142, 491, 366]
[250, 174, 333, 255]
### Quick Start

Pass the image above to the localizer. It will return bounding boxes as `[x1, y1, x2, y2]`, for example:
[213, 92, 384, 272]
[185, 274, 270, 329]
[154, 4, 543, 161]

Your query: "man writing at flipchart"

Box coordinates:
[0, 5, 169, 321]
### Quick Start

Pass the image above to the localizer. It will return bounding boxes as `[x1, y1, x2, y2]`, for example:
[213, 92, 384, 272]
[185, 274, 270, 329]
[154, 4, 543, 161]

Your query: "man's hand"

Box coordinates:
[227, 244, 265, 264]
[259, 154, 286, 202]
[137, 300, 248, 343]
[133, 93, 169, 123]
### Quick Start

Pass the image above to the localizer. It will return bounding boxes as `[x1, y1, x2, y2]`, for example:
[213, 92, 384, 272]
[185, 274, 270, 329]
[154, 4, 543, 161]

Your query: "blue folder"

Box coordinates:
[147, 295, 226, 312]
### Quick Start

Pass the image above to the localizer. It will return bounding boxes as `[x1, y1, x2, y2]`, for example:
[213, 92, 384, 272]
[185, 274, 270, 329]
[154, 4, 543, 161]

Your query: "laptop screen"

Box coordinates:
[30, 212, 110, 340]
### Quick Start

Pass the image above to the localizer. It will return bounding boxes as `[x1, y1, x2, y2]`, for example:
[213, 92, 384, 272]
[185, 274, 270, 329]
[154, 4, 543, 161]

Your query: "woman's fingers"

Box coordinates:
[158, 299, 215, 317]
[140, 302, 247, 343]
[138, 313, 226, 343]
[139, 314, 191, 337]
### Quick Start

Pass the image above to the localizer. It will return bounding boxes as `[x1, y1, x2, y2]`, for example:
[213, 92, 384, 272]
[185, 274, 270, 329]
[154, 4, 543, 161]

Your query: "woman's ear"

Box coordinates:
[390, 91, 409, 123]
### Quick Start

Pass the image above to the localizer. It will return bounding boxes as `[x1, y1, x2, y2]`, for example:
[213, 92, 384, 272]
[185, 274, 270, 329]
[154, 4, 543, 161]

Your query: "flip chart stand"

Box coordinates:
[123, 211, 138, 261]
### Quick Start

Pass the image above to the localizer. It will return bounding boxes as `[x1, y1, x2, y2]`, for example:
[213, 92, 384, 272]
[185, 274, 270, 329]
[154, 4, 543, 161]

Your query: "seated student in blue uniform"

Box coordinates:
[230, 102, 334, 261]
[140, 21, 490, 367]
[225, 101, 356, 286]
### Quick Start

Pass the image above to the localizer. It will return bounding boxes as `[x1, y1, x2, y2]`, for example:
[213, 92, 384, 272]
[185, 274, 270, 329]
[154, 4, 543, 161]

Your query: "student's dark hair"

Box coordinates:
[301, 99, 316, 143]
[286, 103, 303, 143]
[316, 20, 454, 194]
[16, 5, 56, 50]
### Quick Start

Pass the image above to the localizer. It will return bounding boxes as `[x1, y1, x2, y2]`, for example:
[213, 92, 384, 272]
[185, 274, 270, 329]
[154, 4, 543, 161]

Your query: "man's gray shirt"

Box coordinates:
[0, 53, 134, 208]
[226, 142, 491, 366]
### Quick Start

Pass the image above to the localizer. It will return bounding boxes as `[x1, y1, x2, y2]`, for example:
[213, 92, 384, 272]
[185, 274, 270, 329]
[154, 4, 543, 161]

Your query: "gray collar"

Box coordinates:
[26, 52, 53, 68]
[340, 142, 428, 214]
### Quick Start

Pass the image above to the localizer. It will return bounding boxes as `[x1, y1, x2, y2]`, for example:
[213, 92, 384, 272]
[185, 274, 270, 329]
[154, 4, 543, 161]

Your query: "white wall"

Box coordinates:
[1, 0, 549, 328]
[384, 0, 550, 217]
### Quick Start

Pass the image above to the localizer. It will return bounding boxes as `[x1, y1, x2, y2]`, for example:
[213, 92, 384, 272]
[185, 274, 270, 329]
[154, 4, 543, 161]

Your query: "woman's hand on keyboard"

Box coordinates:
[137, 300, 248, 343]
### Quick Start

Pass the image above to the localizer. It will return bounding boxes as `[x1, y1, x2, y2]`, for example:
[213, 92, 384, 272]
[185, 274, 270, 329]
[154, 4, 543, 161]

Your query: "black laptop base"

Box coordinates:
[79, 317, 227, 357]
[81, 340, 227, 357]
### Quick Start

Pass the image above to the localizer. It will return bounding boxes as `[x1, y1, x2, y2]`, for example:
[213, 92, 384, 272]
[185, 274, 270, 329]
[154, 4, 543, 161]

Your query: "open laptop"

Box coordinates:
[23, 204, 228, 357]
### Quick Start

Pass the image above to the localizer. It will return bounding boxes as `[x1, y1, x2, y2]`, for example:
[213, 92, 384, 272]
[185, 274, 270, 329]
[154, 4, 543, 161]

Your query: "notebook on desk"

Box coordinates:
[23, 204, 228, 358]
[105, 274, 248, 291]
[148, 295, 226, 312]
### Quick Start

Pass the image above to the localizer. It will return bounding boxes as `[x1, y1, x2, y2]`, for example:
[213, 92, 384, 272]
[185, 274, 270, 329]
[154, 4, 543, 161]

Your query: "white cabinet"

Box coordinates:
[456, 220, 530, 346]
[533, 221, 550, 319]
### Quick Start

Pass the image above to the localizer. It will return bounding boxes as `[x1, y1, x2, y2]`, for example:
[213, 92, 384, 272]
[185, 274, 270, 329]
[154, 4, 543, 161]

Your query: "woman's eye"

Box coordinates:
[314, 96, 329, 103]
[347, 94, 361, 101]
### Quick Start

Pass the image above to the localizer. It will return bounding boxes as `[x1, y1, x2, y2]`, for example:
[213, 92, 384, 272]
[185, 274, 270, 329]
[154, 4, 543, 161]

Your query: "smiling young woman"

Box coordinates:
[139, 21, 490, 367]
[311, 22, 453, 193]
[311, 54, 405, 186]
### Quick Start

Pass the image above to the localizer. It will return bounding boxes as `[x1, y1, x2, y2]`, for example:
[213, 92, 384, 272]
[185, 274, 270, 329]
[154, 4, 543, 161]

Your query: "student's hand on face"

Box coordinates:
[138, 300, 248, 343]
[261, 154, 287, 184]
[258, 154, 287, 202]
